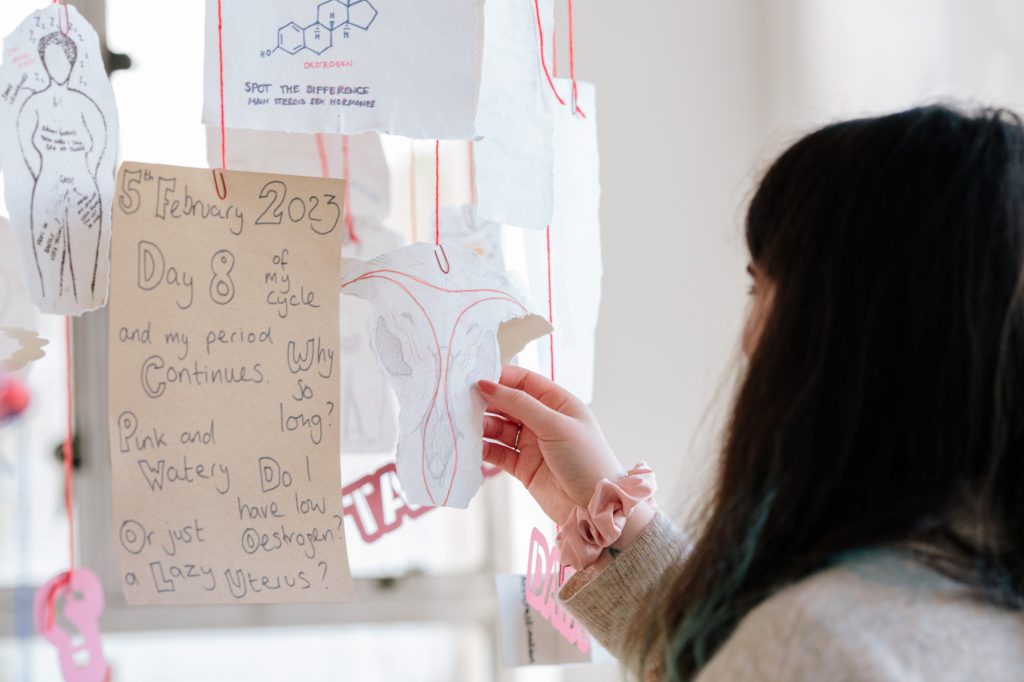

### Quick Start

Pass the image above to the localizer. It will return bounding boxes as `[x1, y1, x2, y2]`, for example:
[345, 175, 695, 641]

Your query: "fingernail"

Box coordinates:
[479, 380, 498, 395]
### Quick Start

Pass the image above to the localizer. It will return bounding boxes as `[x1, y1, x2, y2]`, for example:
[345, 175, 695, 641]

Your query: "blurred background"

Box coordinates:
[3, 0, 1024, 680]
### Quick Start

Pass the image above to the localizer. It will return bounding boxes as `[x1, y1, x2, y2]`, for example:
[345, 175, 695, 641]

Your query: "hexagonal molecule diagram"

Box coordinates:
[317, 0, 348, 31]
[276, 22, 305, 55]
[274, 0, 378, 54]
[303, 22, 333, 55]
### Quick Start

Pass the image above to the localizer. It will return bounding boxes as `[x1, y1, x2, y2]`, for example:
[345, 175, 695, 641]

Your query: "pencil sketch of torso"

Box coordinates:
[17, 30, 107, 305]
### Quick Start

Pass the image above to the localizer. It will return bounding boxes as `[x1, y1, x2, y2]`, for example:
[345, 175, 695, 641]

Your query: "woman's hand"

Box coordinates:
[479, 366, 625, 523]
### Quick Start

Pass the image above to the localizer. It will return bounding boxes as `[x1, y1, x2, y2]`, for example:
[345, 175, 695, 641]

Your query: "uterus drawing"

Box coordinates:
[342, 242, 550, 508]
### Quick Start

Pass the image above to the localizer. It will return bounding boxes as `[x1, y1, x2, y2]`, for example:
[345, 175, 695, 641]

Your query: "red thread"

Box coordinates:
[217, 0, 227, 170]
[567, 0, 586, 118]
[44, 572, 72, 632]
[315, 133, 330, 177]
[42, 317, 78, 641]
[63, 318, 74, 569]
[434, 140, 441, 246]
[545, 226, 555, 382]
[342, 135, 357, 242]
[532, 0, 565, 105]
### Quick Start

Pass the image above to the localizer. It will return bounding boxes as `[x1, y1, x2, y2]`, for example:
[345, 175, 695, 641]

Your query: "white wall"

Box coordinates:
[573, 1, 770, 516]
[574, 0, 1024, 521]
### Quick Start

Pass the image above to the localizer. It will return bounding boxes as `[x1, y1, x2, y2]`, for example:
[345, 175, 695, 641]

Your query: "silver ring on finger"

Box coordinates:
[513, 423, 523, 452]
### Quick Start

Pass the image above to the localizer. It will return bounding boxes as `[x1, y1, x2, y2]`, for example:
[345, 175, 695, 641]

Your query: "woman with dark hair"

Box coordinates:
[479, 105, 1024, 680]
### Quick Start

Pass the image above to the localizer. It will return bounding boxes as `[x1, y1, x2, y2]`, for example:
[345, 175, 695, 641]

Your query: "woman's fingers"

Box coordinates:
[483, 413, 522, 450]
[482, 441, 519, 476]
[498, 365, 581, 414]
[479, 379, 562, 438]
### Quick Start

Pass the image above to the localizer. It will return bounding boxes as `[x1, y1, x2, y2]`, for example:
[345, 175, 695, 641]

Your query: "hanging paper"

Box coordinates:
[202, 0, 479, 139]
[34, 568, 110, 682]
[495, 574, 613, 667]
[0, 216, 45, 372]
[340, 218, 402, 454]
[341, 242, 550, 508]
[206, 127, 391, 221]
[0, 4, 119, 315]
[526, 80, 602, 402]
[473, 0, 555, 230]
[108, 162, 353, 604]
[342, 461, 502, 543]
[439, 205, 505, 272]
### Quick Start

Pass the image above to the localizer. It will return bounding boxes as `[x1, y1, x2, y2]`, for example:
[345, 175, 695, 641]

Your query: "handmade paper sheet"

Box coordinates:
[473, 0, 555, 230]
[108, 162, 353, 604]
[341, 242, 551, 508]
[0, 4, 119, 314]
[525, 80, 602, 402]
[339, 219, 402, 453]
[0, 217, 45, 371]
[439, 205, 505, 271]
[202, 0, 479, 139]
[495, 574, 612, 667]
[206, 127, 390, 221]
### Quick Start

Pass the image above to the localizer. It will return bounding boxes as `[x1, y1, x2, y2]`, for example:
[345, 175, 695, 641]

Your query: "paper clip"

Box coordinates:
[434, 244, 451, 274]
[57, 1, 71, 36]
[211, 169, 228, 200]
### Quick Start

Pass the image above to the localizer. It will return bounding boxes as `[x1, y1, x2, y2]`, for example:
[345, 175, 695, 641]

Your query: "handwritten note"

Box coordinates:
[108, 162, 353, 604]
[495, 573, 612, 668]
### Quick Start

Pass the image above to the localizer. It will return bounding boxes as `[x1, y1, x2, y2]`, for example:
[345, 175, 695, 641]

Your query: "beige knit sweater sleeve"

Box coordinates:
[557, 513, 689, 661]
[559, 513, 1024, 681]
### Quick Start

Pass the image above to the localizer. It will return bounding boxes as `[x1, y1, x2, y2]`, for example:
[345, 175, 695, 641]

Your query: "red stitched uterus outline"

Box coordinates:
[342, 242, 550, 508]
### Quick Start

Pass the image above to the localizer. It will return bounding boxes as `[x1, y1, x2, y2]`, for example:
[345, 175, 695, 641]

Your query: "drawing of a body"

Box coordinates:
[17, 31, 107, 305]
[342, 243, 550, 507]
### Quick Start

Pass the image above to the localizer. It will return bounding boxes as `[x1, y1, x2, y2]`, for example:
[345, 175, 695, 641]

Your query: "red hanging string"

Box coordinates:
[409, 142, 419, 243]
[532, 0, 565, 106]
[567, 0, 586, 118]
[44, 318, 77, 631]
[314, 133, 330, 177]
[434, 140, 441, 246]
[342, 135, 357, 242]
[545, 226, 555, 382]
[217, 0, 227, 170]
[62, 318, 75, 569]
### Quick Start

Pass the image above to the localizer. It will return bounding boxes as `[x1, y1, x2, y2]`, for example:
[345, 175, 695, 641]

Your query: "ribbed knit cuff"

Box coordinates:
[558, 512, 690, 660]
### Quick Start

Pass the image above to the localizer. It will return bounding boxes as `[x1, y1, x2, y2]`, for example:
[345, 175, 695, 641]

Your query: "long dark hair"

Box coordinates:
[630, 105, 1024, 679]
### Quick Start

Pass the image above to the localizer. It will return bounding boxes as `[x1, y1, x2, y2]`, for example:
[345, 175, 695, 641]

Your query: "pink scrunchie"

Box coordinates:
[556, 462, 657, 571]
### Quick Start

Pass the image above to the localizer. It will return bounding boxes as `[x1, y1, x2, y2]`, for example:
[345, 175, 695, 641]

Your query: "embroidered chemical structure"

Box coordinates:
[273, 0, 378, 55]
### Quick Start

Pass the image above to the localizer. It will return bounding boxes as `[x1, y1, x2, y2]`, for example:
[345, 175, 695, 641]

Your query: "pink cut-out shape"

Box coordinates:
[341, 462, 503, 544]
[524, 526, 590, 654]
[34, 568, 109, 682]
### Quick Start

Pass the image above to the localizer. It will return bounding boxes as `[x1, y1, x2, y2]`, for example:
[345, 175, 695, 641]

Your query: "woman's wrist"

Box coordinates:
[556, 462, 657, 571]
[610, 500, 656, 552]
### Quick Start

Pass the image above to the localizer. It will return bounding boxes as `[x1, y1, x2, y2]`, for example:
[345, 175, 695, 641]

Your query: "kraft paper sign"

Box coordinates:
[108, 162, 353, 604]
